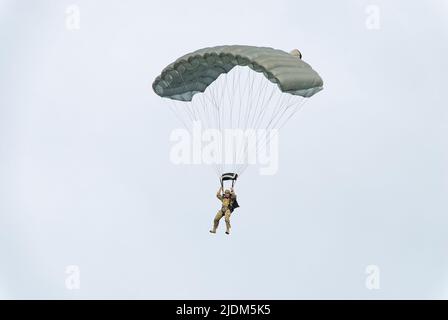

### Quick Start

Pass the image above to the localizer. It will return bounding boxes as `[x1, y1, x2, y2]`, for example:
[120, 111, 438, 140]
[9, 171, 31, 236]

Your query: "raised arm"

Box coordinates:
[216, 186, 223, 200]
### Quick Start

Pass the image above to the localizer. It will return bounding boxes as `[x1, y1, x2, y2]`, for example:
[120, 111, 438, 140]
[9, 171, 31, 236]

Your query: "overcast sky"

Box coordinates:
[0, 0, 447, 299]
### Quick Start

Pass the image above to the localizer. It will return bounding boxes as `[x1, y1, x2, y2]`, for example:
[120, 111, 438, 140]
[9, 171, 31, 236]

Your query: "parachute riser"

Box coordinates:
[220, 172, 238, 190]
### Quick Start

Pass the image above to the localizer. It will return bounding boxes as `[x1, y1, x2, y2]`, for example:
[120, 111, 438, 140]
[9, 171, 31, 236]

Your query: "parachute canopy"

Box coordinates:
[153, 45, 323, 178]
[153, 45, 323, 101]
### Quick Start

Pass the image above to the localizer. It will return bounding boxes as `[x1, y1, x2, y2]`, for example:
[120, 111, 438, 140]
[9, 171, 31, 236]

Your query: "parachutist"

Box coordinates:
[210, 186, 238, 235]
[153, 46, 323, 228]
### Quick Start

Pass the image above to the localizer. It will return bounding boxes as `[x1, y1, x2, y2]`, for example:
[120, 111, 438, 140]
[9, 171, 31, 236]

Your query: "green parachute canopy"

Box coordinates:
[152, 45, 323, 178]
[153, 45, 323, 101]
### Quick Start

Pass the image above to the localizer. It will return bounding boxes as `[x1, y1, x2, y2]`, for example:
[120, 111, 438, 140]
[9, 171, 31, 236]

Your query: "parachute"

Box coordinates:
[153, 45, 323, 183]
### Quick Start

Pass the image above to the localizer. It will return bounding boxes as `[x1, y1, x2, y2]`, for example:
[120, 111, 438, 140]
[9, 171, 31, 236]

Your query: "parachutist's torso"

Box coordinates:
[217, 193, 236, 212]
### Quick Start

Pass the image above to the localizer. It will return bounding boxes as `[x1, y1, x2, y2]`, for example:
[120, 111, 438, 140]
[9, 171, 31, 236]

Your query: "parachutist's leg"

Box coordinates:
[210, 210, 224, 233]
[224, 209, 232, 234]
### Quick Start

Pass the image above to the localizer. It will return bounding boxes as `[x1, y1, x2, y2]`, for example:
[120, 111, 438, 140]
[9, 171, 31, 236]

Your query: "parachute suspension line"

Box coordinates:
[236, 67, 252, 130]
[228, 68, 239, 174]
[238, 67, 258, 173]
[165, 66, 311, 179]
[213, 79, 224, 176]
[230, 67, 252, 175]
[207, 70, 230, 176]
[238, 97, 308, 176]
[172, 97, 222, 178]
[171, 93, 223, 177]
[232, 73, 289, 175]
[212, 70, 228, 176]
[154, 46, 323, 182]
[234, 67, 266, 174]
[197, 90, 222, 178]
[215, 69, 228, 175]
[232, 68, 244, 174]
[230, 69, 308, 176]
[218, 69, 231, 175]
[168, 100, 191, 133]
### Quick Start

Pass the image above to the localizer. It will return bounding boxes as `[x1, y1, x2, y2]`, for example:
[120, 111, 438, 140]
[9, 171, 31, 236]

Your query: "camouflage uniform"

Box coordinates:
[211, 190, 236, 234]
